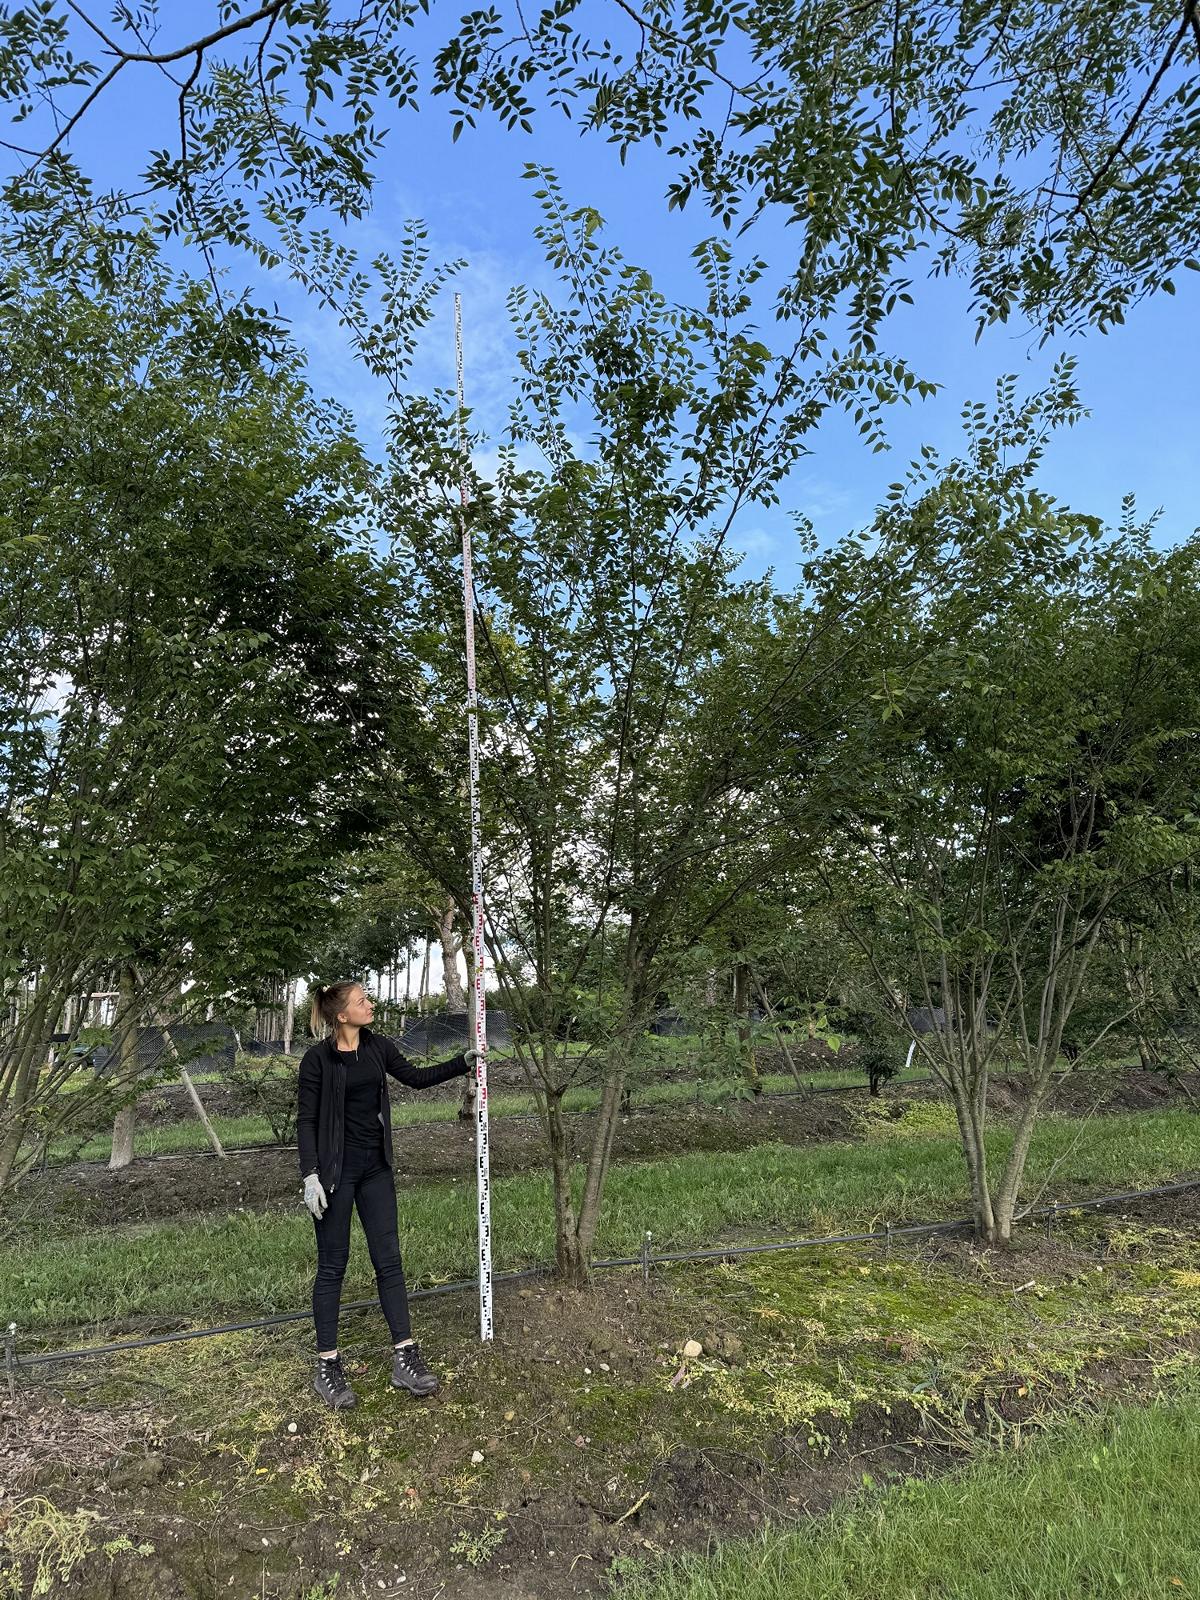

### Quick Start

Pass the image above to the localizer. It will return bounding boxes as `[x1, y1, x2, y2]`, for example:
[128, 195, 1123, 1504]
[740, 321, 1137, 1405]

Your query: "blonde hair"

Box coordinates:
[308, 981, 360, 1039]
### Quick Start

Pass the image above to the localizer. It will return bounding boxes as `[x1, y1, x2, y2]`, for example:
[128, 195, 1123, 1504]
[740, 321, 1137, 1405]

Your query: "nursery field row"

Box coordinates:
[4, 1176, 1197, 1600]
[39, 1057, 1183, 1171]
[5, 1106, 1198, 1340]
[39, 1068, 935, 1165]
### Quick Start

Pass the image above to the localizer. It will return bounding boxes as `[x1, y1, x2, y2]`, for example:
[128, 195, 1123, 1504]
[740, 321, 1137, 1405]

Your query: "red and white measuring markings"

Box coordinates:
[455, 293, 493, 1342]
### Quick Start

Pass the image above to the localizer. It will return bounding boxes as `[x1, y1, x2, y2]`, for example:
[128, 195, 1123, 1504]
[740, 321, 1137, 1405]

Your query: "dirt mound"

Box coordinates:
[758, 1038, 846, 1068]
[899, 1067, 1199, 1118]
[1046, 1068, 1198, 1115]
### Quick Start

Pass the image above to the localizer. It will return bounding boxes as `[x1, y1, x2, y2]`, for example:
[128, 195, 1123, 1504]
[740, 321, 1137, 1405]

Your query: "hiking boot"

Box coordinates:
[390, 1340, 439, 1397]
[313, 1353, 357, 1409]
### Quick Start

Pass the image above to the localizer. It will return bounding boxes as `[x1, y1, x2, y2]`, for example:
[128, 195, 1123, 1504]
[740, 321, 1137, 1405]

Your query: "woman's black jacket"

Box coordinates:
[297, 1027, 470, 1193]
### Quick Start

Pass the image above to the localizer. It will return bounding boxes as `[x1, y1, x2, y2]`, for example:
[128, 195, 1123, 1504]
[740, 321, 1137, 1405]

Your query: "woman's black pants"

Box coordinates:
[311, 1141, 412, 1352]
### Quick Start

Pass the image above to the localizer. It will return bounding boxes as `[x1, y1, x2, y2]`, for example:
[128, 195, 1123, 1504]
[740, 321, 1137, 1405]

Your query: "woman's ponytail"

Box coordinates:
[309, 984, 327, 1038]
[308, 981, 358, 1038]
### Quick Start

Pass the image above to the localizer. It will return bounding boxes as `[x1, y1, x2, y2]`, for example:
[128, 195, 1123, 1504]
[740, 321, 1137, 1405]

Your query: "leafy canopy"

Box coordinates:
[1, 2, 1197, 341]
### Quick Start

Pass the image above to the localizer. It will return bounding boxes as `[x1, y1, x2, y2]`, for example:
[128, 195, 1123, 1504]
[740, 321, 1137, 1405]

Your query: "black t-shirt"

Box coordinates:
[337, 1046, 386, 1149]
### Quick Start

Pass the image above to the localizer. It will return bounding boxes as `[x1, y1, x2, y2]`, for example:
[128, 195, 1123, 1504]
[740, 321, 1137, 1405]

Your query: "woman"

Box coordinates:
[297, 979, 478, 1410]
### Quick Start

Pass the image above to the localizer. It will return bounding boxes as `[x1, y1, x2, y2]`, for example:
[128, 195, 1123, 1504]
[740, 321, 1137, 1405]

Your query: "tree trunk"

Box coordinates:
[281, 979, 295, 1055]
[572, 1044, 629, 1277]
[109, 967, 141, 1171]
[991, 1075, 1050, 1243]
[947, 1067, 996, 1241]
[546, 1091, 585, 1280]
[572, 963, 653, 1280]
[543, 956, 651, 1288]
[0, 984, 58, 1191]
[733, 961, 761, 1094]
[439, 900, 467, 1009]
[418, 939, 430, 1014]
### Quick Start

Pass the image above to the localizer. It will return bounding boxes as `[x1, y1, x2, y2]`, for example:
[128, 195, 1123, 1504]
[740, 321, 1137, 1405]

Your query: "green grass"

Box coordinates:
[47, 1113, 280, 1160]
[621, 1389, 1200, 1600]
[39, 1066, 935, 1164]
[5, 1107, 1197, 1336]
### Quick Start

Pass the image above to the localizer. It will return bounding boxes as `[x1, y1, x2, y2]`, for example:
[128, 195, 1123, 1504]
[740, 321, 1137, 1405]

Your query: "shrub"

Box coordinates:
[225, 1055, 298, 1144]
[854, 1033, 908, 1097]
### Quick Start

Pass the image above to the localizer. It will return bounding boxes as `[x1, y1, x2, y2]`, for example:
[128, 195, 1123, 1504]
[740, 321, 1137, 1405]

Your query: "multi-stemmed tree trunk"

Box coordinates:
[108, 968, 141, 1171]
[817, 402, 1200, 1246]
[541, 958, 656, 1285]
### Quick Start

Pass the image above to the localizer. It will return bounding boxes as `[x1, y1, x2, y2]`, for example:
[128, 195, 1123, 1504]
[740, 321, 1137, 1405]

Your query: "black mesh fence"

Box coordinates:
[52, 1021, 237, 1076]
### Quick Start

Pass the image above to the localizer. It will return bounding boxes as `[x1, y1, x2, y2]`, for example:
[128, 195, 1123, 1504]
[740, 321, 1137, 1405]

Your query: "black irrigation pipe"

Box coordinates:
[8, 1173, 1198, 1382]
[6, 1267, 550, 1374]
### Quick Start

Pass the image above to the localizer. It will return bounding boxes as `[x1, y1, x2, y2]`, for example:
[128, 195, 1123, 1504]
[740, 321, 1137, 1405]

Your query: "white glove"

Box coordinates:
[464, 1047, 480, 1068]
[303, 1174, 328, 1219]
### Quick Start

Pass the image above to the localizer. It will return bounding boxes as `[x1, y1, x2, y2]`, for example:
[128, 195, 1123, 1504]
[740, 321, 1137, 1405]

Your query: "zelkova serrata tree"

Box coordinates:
[810, 376, 1200, 1243]
[2, 2, 1198, 343]
[0, 240, 420, 1193]
[375, 188, 918, 1282]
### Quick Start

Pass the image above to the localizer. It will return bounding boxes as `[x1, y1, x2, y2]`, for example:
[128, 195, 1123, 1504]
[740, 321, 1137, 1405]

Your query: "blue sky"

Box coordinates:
[8, 12, 1198, 585]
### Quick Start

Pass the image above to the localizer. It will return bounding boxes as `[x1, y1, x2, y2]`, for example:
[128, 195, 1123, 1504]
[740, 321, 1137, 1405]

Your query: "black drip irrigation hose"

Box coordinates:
[6, 1266, 550, 1373]
[8, 1173, 1198, 1378]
